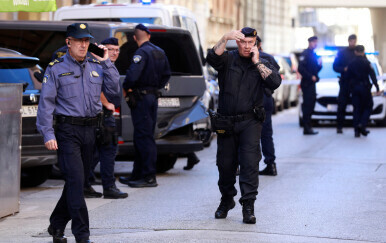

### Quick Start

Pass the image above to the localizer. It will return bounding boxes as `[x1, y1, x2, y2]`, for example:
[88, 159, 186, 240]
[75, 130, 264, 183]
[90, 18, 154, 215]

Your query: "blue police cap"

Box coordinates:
[135, 24, 150, 34]
[66, 23, 94, 39]
[101, 37, 119, 46]
[241, 27, 257, 37]
[308, 36, 318, 42]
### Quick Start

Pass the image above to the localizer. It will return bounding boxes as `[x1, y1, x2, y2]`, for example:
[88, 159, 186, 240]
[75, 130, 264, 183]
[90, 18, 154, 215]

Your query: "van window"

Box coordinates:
[0, 30, 66, 69]
[181, 17, 200, 54]
[114, 31, 202, 76]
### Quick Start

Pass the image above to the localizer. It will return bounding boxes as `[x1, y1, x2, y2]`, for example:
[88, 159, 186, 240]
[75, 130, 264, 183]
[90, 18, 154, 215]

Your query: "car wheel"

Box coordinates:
[21, 165, 52, 187]
[50, 163, 64, 179]
[156, 154, 178, 173]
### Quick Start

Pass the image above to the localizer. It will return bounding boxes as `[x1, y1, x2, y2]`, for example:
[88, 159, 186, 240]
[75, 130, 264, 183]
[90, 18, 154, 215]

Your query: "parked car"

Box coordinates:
[0, 47, 55, 187]
[298, 53, 386, 126]
[0, 21, 209, 174]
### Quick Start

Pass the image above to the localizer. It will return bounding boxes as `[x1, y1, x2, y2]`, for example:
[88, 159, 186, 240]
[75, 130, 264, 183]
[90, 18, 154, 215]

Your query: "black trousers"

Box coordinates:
[131, 94, 158, 179]
[261, 94, 275, 165]
[301, 84, 316, 127]
[337, 81, 351, 128]
[216, 118, 262, 203]
[351, 85, 373, 129]
[51, 123, 95, 241]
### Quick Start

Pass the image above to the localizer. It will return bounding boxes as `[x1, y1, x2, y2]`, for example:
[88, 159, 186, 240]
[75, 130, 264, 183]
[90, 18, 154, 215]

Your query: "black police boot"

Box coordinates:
[354, 127, 360, 137]
[337, 127, 343, 134]
[259, 163, 277, 176]
[128, 176, 158, 188]
[83, 186, 102, 198]
[214, 198, 235, 219]
[118, 174, 140, 185]
[183, 153, 200, 170]
[358, 124, 370, 136]
[303, 126, 318, 135]
[76, 238, 93, 243]
[48, 225, 67, 243]
[242, 199, 256, 224]
[103, 185, 128, 199]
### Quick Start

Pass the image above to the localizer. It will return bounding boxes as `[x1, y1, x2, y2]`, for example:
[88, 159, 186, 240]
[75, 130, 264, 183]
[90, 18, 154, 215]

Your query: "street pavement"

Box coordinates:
[0, 107, 385, 243]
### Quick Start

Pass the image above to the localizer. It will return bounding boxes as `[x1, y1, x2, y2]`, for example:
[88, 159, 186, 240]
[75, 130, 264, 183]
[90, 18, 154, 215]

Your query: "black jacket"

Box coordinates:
[347, 56, 379, 91]
[298, 48, 322, 87]
[206, 49, 281, 115]
[333, 47, 356, 81]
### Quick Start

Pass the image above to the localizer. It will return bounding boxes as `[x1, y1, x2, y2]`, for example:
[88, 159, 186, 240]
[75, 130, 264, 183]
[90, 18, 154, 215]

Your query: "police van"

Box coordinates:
[54, 2, 205, 64]
[0, 20, 209, 182]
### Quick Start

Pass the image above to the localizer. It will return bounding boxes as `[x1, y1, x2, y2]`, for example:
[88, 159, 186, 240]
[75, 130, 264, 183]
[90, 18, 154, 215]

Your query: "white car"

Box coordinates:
[299, 54, 386, 126]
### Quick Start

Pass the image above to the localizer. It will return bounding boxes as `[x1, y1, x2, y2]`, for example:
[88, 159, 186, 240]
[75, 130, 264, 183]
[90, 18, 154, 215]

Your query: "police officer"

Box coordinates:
[36, 23, 120, 243]
[206, 27, 281, 224]
[256, 35, 280, 176]
[298, 36, 322, 135]
[347, 45, 380, 137]
[333, 34, 357, 133]
[86, 37, 128, 199]
[120, 24, 171, 188]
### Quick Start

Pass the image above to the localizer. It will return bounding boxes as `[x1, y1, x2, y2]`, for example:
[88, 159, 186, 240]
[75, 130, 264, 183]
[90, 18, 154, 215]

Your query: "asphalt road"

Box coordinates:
[0, 107, 385, 243]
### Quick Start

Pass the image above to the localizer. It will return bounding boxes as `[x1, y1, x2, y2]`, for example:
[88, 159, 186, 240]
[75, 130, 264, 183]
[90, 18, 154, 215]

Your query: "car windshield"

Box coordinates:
[318, 58, 340, 79]
[0, 67, 41, 91]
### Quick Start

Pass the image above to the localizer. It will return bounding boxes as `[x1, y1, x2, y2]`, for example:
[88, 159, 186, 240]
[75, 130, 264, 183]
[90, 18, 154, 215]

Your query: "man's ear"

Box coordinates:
[133, 35, 137, 42]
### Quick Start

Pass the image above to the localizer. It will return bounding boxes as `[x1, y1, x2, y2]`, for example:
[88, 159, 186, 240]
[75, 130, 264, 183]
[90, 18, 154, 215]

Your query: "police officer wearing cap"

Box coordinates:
[120, 24, 171, 188]
[86, 37, 128, 199]
[333, 34, 357, 134]
[206, 27, 281, 224]
[298, 36, 322, 135]
[36, 23, 120, 243]
[347, 45, 380, 137]
[255, 35, 280, 176]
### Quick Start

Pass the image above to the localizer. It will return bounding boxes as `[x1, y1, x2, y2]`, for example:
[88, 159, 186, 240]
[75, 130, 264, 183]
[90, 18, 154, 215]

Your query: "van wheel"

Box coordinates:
[156, 154, 177, 173]
[375, 115, 386, 127]
[21, 165, 52, 187]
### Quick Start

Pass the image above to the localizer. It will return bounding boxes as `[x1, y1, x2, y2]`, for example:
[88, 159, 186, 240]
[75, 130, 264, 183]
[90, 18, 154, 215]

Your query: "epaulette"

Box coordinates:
[48, 57, 64, 67]
[89, 58, 101, 64]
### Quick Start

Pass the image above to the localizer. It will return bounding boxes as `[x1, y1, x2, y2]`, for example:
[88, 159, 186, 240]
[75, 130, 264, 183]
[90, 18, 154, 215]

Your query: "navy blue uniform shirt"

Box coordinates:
[36, 52, 120, 143]
[298, 48, 322, 86]
[333, 47, 356, 81]
[122, 41, 171, 90]
[347, 56, 379, 91]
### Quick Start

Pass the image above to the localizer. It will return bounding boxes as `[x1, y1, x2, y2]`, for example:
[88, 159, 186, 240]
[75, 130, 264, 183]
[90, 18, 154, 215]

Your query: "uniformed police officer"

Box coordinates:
[86, 37, 128, 199]
[298, 36, 322, 135]
[256, 35, 280, 176]
[333, 34, 357, 133]
[120, 24, 171, 188]
[347, 45, 380, 137]
[36, 23, 120, 243]
[206, 27, 281, 224]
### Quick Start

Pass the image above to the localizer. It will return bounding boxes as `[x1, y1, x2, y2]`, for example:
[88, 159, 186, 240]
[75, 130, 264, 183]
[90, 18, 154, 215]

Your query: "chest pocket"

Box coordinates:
[90, 74, 103, 97]
[58, 76, 78, 99]
[225, 66, 243, 94]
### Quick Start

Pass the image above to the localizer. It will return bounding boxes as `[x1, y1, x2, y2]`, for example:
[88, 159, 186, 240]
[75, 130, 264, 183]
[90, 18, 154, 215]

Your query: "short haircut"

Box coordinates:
[355, 45, 365, 53]
[348, 34, 357, 40]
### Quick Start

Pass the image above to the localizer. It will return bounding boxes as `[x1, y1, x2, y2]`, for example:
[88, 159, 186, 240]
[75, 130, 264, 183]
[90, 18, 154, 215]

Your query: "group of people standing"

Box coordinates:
[298, 34, 380, 137]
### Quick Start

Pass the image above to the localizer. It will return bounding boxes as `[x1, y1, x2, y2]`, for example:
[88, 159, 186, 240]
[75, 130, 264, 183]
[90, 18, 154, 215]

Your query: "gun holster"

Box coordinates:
[253, 106, 266, 123]
[209, 109, 234, 136]
[125, 89, 141, 109]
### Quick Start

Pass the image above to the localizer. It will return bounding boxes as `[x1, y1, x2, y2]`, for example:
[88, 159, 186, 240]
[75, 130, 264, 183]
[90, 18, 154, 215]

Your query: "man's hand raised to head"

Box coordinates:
[225, 30, 245, 41]
[90, 43, 109, 62]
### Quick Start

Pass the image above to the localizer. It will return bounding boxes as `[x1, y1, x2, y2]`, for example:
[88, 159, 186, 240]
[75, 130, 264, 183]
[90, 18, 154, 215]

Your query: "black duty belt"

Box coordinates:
[218, 112, 255, 122]
[55, 115, 101, 126]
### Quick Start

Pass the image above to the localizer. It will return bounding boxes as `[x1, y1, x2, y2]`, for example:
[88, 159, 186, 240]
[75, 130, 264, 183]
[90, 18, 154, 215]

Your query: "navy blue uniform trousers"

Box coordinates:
[261, 94, 275, 165]
[217, 118, 262, 203]
[337, 81, 351, 128]
[131, 94, 158, 179]
[51, 123, 94, 241]
[351, 85, 373, 129]
[301, 84, 316, 126]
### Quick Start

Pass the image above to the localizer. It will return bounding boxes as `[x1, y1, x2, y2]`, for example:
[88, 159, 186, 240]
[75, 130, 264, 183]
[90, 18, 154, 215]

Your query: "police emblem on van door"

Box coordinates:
[133, 55, 142, 63]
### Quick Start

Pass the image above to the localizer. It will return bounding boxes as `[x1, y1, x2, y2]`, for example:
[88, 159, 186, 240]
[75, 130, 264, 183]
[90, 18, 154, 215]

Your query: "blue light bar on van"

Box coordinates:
[365, 51, 379, 56]
[141, 0, 151, 4]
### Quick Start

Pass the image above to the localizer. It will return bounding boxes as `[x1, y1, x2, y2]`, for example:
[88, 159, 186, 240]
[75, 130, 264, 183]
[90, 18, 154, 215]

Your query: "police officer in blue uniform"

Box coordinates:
[347, 45, 380, 137]
[298, 36, 322, 135]
[120, 24, 171, 188]
[333, 34, 357, 133]
[256, 35, 280, 176]
[86, 37, 128, 199]
[36, 23, 120, 243]
[206, 27, 281, 224]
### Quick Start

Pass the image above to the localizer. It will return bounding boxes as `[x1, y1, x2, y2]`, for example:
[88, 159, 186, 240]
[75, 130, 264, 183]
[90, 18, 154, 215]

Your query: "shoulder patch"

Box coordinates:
[133, 55, 142, 64]
[43, 74, 50, 84]
[48, 58, 63, 67]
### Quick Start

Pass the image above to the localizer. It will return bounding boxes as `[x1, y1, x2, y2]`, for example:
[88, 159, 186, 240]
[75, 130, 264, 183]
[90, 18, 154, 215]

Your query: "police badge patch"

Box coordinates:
[133, 55, 142, 63]
[43, 74, 49, 84]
